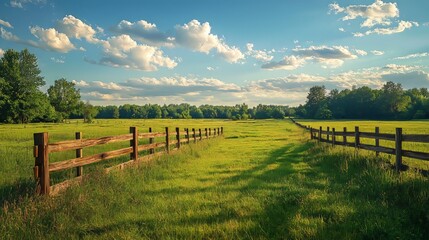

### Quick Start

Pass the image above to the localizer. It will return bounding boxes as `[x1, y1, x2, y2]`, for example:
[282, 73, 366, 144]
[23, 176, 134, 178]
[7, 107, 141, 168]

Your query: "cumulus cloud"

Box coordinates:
[261, 56, 305, 70]
[246, 43, 274, 62]
[382, 71, 429, 89]
[111, 20, 173, 47]
[0, 19, 13, 28]
[56, 15, 101, 43]
[338, 28, 345, 32]
[355, 49, 368, 56]
[92, 34, 177, 71]
[371, 50, 385, 55]
[175, 20, 244, 63]
[394, 52, 429, 60]
[329, 0, 399, 28]
[355, 20, 418, 36]
[29, 26, 75, 53]
[293, 45, 358, 68]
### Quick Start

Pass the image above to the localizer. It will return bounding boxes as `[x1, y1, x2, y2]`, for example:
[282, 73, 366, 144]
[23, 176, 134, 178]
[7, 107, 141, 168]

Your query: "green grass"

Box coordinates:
[1, 119, 428, 239]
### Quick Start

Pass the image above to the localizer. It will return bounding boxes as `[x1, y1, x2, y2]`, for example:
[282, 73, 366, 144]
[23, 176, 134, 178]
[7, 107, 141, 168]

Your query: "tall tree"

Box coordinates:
[305, 86, 326, 118]
[47, 78, 81, 121]
[0, 49, 46, 123]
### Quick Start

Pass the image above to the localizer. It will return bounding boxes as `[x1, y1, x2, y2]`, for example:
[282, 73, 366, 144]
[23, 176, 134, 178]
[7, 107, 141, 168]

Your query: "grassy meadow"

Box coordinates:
[1, 119, 428, 239]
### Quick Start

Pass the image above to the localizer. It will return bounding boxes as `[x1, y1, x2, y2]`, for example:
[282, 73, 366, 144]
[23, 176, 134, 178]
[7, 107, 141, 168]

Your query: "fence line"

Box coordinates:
[289, 118, 429, 172]
[33, 126, 223, 195]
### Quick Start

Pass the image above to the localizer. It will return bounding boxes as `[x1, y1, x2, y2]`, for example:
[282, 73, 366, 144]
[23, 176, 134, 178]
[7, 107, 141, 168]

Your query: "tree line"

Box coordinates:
[295, 83, 429, 120]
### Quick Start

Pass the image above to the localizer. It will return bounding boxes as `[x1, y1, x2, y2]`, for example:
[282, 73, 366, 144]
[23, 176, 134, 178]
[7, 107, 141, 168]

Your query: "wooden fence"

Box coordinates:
[33, 126, 223, 195]
[290, 118, 429, 172]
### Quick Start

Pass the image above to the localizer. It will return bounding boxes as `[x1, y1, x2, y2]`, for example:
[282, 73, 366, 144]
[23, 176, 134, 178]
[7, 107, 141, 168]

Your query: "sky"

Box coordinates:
[0, 0, 428, 106]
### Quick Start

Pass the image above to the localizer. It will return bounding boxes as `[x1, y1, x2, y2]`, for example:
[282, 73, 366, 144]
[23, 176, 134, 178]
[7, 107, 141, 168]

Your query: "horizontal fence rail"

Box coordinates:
[289, 118, 429, 172]
[33, 126, 224, 195]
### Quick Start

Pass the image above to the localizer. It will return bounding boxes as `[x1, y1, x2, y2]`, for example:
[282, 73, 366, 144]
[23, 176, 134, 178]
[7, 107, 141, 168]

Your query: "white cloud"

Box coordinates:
[50, 57, 65, 64]
[329, 0, 399, 28]
[56, 15, 101, 44]
[10, 0, 46, 8]
[0, 19, 13, 28]
[0, 27, 20, 42]
[111, 20, 173, 47]
[383, 64, 420, 72]
[207, 66, 215, 71]
[371, 50, 384, 55]
[262, 56, 305, 70]
[394, 52, 429, 60]
[357, 20, 418, 36]
[29, 26, 75, 53]
[175, 20, 244, 63]
[338, 28, 345, 32]
[246, 43, 274, 62]
[293, 45, 358, 68]
[94, 34, 177, 71]
[355, 49, 368, 56]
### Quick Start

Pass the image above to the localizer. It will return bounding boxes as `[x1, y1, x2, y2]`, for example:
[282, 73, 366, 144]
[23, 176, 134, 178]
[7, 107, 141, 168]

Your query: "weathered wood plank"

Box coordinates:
[138, 132, 166, 138]
[50, 176, 83, 196]
[402, 134, 429, 143]
[402, 150, 429, 161]
[360, 132, 395, 141]
[359, 143, 395, 155]
[49, 134, 133, 153]
[49, 147, 133, 172]
[137, 142, 166, 151]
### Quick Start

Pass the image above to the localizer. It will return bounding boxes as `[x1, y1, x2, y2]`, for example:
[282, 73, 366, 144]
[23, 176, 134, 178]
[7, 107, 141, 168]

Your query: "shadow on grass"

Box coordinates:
[0, 178, 35, 207]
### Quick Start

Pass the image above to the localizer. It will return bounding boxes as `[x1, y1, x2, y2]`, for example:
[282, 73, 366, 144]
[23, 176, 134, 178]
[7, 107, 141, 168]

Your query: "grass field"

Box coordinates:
[1, 119, 428, 239]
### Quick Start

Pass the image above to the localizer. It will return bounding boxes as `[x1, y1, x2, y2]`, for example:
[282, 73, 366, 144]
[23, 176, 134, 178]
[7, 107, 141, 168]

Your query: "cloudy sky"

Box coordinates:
[1, 0, 428, 106]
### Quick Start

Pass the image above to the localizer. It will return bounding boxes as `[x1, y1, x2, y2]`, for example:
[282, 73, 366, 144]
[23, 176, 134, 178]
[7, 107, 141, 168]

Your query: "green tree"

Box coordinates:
[47, 78, 81, 121]
[83, 101, 98, 123]
[0, 49, 47, 123]
[305, 86, 326, 118]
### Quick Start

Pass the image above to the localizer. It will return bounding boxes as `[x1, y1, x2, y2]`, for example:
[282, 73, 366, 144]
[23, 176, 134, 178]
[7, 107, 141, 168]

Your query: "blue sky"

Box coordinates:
[1, 0, 428, 106]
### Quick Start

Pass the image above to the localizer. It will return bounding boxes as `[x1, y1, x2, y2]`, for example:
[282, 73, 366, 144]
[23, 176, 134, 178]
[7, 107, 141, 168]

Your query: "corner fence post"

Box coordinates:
[343, 127, 347, 145]
[332, 128, 336, 147]
[395, 128, 403, 172]
[176, 127, 181, 149]
[76, 132, 83, 176]
[149, 127, 155, 154]
[165, 127, 170, 153]
[34, 132, 50, 195]
[375, 127, 380, 157]
[318, 126, 322, 143]
[130, 127, 138, 160]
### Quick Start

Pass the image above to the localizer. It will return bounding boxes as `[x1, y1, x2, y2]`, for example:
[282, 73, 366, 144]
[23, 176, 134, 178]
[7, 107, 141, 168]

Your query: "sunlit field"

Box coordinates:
[1, 119, 428, 239]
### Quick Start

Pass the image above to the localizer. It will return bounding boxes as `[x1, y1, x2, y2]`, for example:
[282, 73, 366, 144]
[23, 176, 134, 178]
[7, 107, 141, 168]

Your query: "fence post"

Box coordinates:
[310, 128, 313, 140]
[165, 127, 170, 153]
[176, 127, 180, 149]
[34, 132, 50, 195]
[209, 128, 211, 137]
[221, 127, 223, 135]
[343, 127, 347, 145]
[205, 128, 208, 139]
[76, 132, 83, 176]
[318, 126, 322, 143]
[217, 128, 220, 136]
[199, 128, 202, 140]
[355, 126, 360, 150]
[395, 128, 403, 172]
[130, 127, 138, 160]
[149, 127, 155, 154]
[192, 128, 196, 143]
[375, 127, 380, 157]
[327, 127, 330, 142]
[186, 128, 190, 143]
[332, 128, 336, 147]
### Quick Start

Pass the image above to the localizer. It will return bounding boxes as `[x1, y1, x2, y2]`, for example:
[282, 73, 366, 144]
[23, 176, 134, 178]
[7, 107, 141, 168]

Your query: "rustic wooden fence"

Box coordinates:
[33, 126, 223, 195]
[290, 118, 429, 172]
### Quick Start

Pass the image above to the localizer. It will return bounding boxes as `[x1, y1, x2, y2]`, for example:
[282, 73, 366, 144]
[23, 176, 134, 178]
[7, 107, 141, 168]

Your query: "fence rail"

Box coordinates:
[290, 118, 429, 172]
[33, 126, 223, 195]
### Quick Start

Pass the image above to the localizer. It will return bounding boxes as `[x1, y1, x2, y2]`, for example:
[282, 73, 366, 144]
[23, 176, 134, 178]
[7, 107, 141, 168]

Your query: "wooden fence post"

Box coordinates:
[375, 127, 380, 157]
[34, 132, 50, 195]
[318, 126, 322, 143]
[186, 128, 190, 143]
[327, 127, 330, 142]
[221, 127, 223, 135]
[343, 127, 347, 145]
[176, 127, 180, 149]
[192, 128, 196, 143]
[165, 127, 170, 153]
[205, 128, 208, 139]
[332, 128, 336, 147]
[209, 128, 211, 137]
[217, 128, 220, 136]
[130, 127, 138, 160]
[395, 128, 403, 172]
[199, 128, 202, 140]
[355, 126, 360, 150]
[76, 132, 83, 176]
[149, 127, 155, 154]
[310, 128, 313, 140]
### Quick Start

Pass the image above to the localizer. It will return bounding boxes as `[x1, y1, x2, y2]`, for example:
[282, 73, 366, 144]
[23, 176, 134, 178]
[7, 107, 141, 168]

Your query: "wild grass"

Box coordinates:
[0, 119, 428, 239]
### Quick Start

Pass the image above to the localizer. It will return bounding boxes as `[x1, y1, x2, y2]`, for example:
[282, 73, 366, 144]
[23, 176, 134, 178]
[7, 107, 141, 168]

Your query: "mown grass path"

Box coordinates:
[1, 119, 428, 239]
